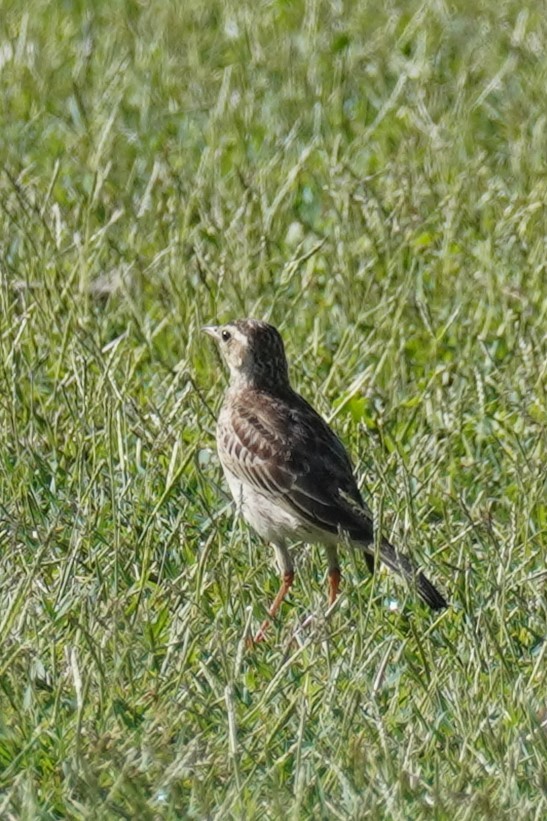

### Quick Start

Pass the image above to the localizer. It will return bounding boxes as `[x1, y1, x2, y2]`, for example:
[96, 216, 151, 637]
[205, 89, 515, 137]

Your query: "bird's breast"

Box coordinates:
[220, 462, 305, 544]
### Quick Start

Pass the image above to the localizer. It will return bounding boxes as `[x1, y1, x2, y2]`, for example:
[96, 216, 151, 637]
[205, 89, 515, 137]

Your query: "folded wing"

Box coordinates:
[220, 389, 375, 543]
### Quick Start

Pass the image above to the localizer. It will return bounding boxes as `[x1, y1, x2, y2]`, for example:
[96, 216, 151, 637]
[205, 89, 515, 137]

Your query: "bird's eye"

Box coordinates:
[221, 330, 231, 342]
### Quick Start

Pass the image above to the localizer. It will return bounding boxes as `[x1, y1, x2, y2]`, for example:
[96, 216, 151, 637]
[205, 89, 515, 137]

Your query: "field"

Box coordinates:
[0, 0, 545, 818]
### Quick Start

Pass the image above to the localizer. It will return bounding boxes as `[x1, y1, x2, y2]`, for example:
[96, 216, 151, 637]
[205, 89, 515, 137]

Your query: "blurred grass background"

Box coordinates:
[0, 0, 545, 817]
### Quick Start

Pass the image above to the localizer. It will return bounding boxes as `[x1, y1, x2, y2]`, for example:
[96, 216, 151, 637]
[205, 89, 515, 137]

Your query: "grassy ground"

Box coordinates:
[0, 0, 546, 817]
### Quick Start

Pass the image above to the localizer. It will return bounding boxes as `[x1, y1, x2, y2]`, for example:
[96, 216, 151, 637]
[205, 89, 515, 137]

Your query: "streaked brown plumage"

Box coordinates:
[203, 318, 447, 638]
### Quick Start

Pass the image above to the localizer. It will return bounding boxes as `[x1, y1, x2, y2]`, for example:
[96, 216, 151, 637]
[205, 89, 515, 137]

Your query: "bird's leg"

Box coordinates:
[254, 571, 294, 641]
[328, 567, 341, 605]
[268, 570, 295, 617]
[324, 545, 341, 606]
[254, 543, 294, 642]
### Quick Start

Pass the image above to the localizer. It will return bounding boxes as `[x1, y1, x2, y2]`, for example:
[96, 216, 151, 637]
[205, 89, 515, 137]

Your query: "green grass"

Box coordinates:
[0, 0, 546, 817]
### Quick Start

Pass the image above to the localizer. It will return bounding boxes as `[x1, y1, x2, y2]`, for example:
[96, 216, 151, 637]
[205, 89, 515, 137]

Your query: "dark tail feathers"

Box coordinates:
[369, 539, 448, 611]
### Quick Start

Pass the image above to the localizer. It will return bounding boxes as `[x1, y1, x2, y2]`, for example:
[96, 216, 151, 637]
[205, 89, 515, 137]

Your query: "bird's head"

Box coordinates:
[202, 318, 290, 391]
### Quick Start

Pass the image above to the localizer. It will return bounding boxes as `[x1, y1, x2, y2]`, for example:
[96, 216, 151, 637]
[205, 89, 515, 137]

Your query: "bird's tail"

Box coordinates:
[371, 539, 448, 611]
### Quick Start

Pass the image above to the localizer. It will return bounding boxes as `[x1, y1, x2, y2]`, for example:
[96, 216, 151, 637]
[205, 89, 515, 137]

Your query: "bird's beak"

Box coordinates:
[201, 325, 221, 340]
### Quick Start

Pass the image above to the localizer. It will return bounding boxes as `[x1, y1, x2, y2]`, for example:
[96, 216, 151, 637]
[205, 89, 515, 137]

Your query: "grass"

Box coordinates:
[0, 0, 546, 817]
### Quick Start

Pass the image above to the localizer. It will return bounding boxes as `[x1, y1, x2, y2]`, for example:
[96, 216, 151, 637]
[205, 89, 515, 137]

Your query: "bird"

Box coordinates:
[203, 318, 447, 639]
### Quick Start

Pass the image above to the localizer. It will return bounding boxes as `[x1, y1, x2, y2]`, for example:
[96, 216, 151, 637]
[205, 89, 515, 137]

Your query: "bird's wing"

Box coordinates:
[219, 390, 375, 543]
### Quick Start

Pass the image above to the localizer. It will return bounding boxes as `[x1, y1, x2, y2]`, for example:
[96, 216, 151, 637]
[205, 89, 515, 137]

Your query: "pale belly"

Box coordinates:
[222, 467, 309, 544]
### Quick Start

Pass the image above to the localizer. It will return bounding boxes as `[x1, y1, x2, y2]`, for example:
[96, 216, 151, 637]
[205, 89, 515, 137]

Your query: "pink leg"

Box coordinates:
[254, 570, 295, 642]
[328, 567, 341, 605]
